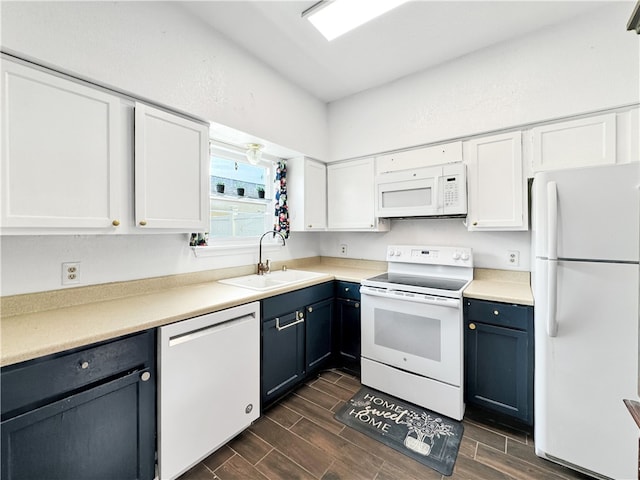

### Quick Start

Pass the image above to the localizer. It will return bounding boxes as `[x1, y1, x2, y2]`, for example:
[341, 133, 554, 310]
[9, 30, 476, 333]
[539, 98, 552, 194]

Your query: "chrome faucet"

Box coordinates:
[258, 230, 286, 275]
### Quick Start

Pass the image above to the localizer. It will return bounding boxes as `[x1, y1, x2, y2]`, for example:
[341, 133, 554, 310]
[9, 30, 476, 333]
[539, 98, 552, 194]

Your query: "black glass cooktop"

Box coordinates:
[365, 272, 468, 291]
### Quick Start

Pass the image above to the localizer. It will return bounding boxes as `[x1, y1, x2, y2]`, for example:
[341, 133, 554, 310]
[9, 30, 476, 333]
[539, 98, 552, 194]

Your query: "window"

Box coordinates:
[209, 147, 274, 240]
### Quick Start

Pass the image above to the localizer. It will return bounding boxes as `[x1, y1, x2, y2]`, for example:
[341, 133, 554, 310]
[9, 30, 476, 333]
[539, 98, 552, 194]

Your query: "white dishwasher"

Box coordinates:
[158, 302, 260, 480]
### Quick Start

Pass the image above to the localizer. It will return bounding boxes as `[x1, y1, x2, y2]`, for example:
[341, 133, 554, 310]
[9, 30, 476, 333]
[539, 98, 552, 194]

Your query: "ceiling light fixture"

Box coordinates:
[245, 143, 264, 165]
[302, 0, 409, 41]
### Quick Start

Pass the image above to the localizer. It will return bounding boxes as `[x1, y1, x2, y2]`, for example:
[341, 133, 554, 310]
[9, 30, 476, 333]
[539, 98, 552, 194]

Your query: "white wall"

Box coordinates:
[317, 220, 531, 271]
[0, 1, 328, 160]
[0, 1, 328, 295]
[0, 233, 321, 296]
[328, 4, 639, 161]
[1, 2, 635, 295]
[318, 3, 636, 275]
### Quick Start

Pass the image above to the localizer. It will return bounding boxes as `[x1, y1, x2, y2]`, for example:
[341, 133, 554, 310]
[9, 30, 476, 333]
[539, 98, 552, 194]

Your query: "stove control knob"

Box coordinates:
[389, 250, 395, 256]
[394, 250, 402, 257]
[452, 252, 461, 260]
[461, 252, 470, 261]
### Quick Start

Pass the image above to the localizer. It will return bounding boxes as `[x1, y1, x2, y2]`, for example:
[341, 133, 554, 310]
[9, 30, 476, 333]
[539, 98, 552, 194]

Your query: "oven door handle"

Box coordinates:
[360, 286, 460, 308]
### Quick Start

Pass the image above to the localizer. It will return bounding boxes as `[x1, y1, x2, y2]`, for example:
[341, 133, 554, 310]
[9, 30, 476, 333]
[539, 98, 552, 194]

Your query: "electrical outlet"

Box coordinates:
[62, 262, 81, 285]
[339, 244, 348, 256]
[507, 250, 520, 267]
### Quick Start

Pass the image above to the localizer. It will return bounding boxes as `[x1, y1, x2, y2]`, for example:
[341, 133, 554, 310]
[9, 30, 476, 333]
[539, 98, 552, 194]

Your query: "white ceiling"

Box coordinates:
[182, 1, 612, 103]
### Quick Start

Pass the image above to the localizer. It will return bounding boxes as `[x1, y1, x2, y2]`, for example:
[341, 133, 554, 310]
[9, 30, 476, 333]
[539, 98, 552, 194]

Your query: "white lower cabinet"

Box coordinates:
[465, 131, 527, 231]
[327, 158, 389, 231]
[1, 57, 210, 235]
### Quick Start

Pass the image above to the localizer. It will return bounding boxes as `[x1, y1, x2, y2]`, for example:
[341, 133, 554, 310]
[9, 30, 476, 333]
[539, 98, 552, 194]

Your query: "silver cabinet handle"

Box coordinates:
[355, 302, 360, 308]
[141, 371, 151, 382]
[276, 312, 305, 331]
[80, 361, 89, 369]
[308, 306, 313, 313]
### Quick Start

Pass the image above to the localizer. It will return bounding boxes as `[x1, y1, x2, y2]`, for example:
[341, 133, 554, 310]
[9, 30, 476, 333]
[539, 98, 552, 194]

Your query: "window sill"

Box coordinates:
[191, 241, 283, 258]
[211, 193, 270, 203]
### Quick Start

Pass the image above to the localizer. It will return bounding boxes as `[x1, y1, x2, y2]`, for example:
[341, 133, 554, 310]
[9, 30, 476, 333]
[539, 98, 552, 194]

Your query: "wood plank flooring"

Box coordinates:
[178, 370, 592, 480]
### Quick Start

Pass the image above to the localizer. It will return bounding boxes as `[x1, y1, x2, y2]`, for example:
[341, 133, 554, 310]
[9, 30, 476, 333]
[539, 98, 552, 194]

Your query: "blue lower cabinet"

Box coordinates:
[261, 310, 306, 406]
[464, 298, 534, 426]
[261, 282, 334, 409]
[1, 331, 156, 480]
[334, 281, 361, 375]
[305, 298, 334, 373]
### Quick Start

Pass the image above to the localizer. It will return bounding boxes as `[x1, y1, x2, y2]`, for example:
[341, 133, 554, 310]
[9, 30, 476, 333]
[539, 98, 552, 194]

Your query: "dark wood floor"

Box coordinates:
[178, 370, 591, 480]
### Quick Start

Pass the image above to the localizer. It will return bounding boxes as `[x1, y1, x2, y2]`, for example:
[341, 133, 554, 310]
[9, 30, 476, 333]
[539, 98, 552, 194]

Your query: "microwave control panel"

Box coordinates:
[443, 175, 460, 207]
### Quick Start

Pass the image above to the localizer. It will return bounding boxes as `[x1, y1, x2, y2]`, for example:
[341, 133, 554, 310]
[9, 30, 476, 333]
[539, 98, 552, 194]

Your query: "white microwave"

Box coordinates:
[374, 163, 467, 218]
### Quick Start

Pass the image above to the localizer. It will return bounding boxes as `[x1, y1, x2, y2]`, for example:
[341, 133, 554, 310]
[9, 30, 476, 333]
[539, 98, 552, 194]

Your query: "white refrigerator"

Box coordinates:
[532, 162, 640, 480]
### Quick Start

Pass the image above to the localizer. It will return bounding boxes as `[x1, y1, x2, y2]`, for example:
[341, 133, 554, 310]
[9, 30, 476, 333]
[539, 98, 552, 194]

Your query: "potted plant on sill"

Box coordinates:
[236, 184, 245, 196]
[257, 186, 265, 199]
[215, 182, 225, 194]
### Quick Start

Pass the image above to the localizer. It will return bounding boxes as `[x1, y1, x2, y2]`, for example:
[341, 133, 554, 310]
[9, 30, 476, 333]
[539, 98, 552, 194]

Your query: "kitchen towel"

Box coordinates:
[334, 386, 463, 476]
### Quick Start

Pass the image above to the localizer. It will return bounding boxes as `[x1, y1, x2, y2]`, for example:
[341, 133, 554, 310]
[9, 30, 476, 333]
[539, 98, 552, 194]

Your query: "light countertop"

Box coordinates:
[463, 268, 534, 306]
[1, 259, 533, 367]
[1, 258, 385, 367]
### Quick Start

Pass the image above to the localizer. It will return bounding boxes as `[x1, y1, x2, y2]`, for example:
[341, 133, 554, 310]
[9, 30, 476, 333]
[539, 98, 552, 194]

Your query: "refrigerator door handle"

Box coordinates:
[547, 259, 558, 337]
[547, 181, 558, 260]
[547, 181, 559, 337]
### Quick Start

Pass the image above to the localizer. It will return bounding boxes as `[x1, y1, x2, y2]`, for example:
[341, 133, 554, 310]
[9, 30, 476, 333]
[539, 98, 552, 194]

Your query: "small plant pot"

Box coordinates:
[257, 190, 265, 199]
[215, 184, 225, 193]
[236, 187, 245, 196]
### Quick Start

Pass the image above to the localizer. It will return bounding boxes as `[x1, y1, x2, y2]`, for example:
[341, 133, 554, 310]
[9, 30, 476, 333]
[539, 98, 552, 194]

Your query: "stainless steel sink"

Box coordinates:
[219, 270, 326, 291]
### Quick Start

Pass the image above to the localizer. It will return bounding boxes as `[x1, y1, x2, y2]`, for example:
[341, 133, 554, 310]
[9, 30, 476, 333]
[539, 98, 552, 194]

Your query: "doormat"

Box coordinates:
[334, 386, 463, 476]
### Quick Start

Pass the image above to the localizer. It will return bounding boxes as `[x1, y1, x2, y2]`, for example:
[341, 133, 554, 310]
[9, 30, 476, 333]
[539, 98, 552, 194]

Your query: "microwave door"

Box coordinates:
[376, 177, 439, 217]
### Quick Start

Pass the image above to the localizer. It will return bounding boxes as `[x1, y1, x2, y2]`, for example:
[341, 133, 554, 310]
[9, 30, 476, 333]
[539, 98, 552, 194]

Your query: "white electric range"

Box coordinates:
[360, 245, 473, 421]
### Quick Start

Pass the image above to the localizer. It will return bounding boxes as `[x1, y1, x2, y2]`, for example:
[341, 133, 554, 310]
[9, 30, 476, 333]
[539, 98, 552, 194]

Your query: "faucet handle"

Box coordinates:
[265, 259, 271, 273]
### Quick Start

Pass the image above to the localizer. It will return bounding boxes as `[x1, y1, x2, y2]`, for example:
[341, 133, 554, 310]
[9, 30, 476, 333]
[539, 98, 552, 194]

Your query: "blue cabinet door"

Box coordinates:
[261, 311, 305, 407]
[334, 281, 361, 375]
[305, 297, 334, 372]
[464, 299, 533, 425]
[335, 298, 361, 375]
[1, 368, 155, 480]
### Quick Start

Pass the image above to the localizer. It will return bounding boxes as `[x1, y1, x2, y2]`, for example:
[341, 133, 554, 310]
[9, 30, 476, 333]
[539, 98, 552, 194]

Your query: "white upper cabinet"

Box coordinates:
[288, 156, 326, 231]
[134, 103, 209, 231]
[375, 141, 463, 174]
[530, 113, 616, 172]
[1, 58, 210, 235]
[327, 158, 389, 231]
[1, 60, 123, 232]
[466, 131, 527, 231]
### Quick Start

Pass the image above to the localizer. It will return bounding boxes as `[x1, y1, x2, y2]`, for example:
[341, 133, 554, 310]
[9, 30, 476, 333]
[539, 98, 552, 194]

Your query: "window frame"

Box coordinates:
[192, 143, 284, 257]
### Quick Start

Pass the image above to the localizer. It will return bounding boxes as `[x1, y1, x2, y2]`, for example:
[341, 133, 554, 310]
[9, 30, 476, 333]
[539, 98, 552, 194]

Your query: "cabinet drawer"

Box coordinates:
[262, 282, 333, 319]
[1, 331, 154, 417]
[465, 298, 531, 330]
[335, 281, 361, 301]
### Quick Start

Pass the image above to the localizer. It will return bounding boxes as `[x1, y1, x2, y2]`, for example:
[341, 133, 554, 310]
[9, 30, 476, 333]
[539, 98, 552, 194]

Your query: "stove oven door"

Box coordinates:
[360, 287, 462, 386]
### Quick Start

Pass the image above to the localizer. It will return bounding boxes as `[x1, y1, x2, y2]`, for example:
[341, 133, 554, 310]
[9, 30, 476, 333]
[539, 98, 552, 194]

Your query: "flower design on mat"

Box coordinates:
[405, 412, 454, 438]
[350, 398, 371, 408]
[402, 412, 454, 456]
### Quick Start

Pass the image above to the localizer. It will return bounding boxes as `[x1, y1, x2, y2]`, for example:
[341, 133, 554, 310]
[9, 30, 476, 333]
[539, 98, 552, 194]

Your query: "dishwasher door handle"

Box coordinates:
[275, 311, 304, 331]
[168, 313, 255, 347]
